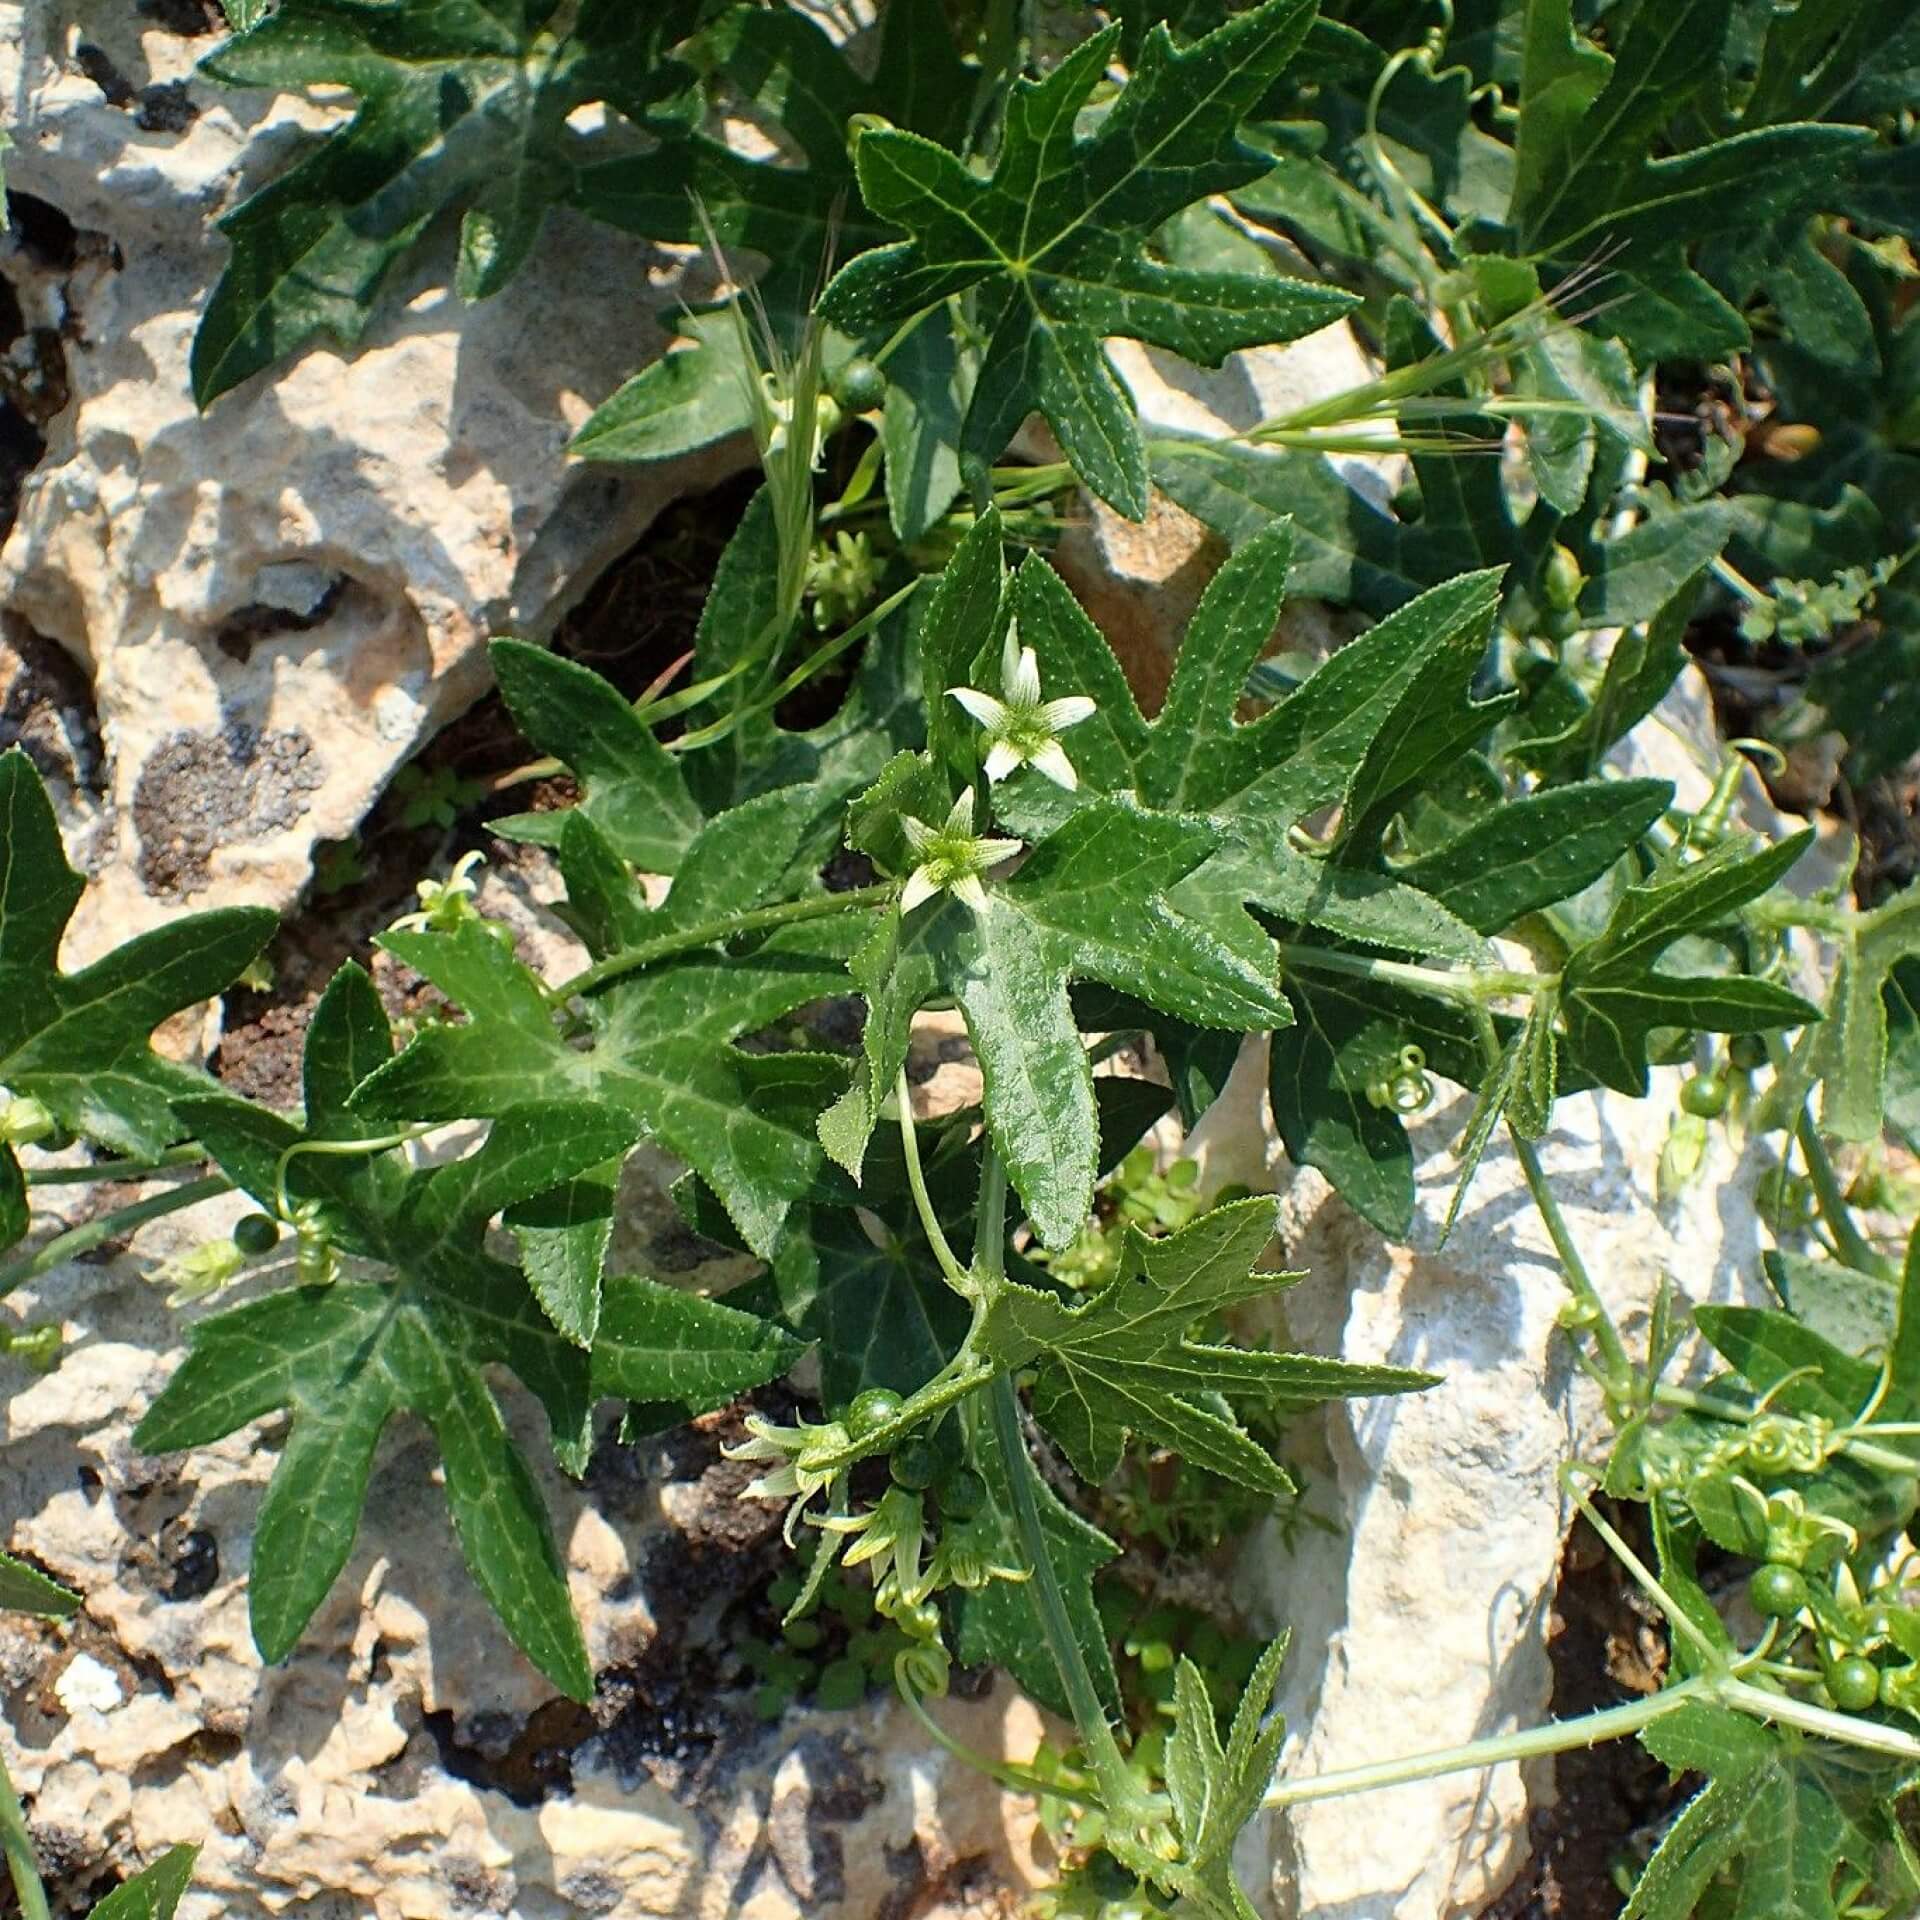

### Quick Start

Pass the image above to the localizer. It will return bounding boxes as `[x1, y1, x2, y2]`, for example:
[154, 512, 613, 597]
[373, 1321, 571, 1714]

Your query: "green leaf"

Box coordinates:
[0, 1549, 79, 1617]
[1690, 1304, 1883, 1427]
[507, 1160, 619, 1348]
[980, 1199, 1433, 1487]
[827, 798, 1286, 1247]
[818, 0, 1357, 514]
[192, 0, 701, 404]
[354, 908, 862, 1262]
[1155, 1635, 1291, 1919]
[1559, 833, 1821, 1094]
[950, 1392, 1121, 1720]
[0, 1143, 24, 1254]
[0, 749, 276, 1157]
[88, 1847, 200, 1920]
[488, 639, 704, 874]
[1267, 973, 1416, 1236]
[1807, 882, 1920, 1142]
[1507, 0, 1872, 298]
[1763, 1249, 1898, 1361]
[1396, 779, 1673, 936]
[135, 965, 797, 1695]
[572, 0, 970, 462]
[1628, 1707, 1915, 1920]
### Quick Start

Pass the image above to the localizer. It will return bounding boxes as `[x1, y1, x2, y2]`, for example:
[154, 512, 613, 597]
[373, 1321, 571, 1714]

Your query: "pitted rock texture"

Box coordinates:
[0, 3, 750, 961]
[0, 1180, 1057, 1920]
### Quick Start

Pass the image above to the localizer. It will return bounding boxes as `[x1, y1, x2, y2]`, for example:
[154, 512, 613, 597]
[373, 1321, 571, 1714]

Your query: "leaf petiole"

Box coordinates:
[0, 1177, 232, 1302]
[553, 882, 896, 1002]
[895, 1068, 975, 1300]
[1277, 943, 1545, 1005]
[25, 1146, 209, 1187]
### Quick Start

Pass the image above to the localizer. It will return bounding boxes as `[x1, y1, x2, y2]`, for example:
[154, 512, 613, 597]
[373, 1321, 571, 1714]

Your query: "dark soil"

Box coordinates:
[1480, 1509, 1690, 1920]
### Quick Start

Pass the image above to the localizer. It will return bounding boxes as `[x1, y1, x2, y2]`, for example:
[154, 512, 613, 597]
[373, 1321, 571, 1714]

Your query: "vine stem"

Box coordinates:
[554, 883, 894, 1001]
[1264, 1676, 1710, 1810]
[893, 1658, 1088, 1805]
[1794, 1112, 1895, 1280]
[896, 1068, 974, 1299]
[0, 1177, 231, 1302]
[974, 1150, 1161, 1838]
[1276, 943, 1544, 1004]
[0, 1744, 50, 1920]
[1509, 1130, 1636, 1401]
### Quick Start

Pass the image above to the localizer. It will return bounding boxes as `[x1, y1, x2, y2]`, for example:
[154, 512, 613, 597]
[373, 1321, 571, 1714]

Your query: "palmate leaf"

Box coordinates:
[1506, 0, 1871, 354]
[1151, 1636, 1291, 1920]
[191, 0, 708, 404]
[979, 1199, 1434, 1489]
[1559, 832, 1822, 1094]
[136, 965, 799, 1698]
[0, 749, 275, 1208]
[352, 899, 864, 1264]
[824, 803, 1288, 1250]
[1628, 1704, 1919, 1920]
[572, 0, 978, 532]
[818, 0, 1358, 516]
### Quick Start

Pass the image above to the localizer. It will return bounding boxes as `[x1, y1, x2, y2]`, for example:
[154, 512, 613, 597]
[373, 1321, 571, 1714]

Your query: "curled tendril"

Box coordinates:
[1368, 1043, 1435, 1114]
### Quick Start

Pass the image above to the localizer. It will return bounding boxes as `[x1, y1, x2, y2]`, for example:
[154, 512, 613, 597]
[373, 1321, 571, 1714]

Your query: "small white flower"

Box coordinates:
[898, 787, 1022, 916]
[948, 627, 1096, 790]
[723, 1413, 851, 1544]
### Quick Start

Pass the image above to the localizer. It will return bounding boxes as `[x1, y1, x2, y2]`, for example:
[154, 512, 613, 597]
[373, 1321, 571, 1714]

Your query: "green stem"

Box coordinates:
[667, 580, 922, 755]
[893, 1660, 1090, 1805]
[1265, 1676, 1710, 1810]
[0, 1746, 49, 1920]
[1717, 1675, 1920, 1763]
[26, 1146, 208, 1186]
[1652, 1383, 1919, 1479]
[1794, 1112, 1894, 1280]
[0, 1177, 231, 1301]
[1564, 1472, 1726, 1669]
[813, 1356, 995, 1473]
[556, 884, 894, 1001]
[1277, 943, 1544, 1005]
[987, 1370, 1154, 1833]
[1510, 1130, 1636, 1400]
[897, 1070, 975, 1300]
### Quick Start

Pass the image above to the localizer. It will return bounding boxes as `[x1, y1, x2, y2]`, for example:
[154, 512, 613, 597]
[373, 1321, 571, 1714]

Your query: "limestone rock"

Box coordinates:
[1179, 673, 1815, 1920]
[1, 1176, 1056, 1920]
[0, 3, 747, 962]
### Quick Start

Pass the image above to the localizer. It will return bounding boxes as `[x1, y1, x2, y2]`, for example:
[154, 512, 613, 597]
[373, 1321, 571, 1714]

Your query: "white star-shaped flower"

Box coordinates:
[948, 628, 1096, 789]
[898, 786, 1022, 916]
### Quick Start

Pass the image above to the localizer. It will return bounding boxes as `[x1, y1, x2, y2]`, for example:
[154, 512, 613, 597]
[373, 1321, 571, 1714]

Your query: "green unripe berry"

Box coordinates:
[830, 357, 886, 412]
[1543, 542, 1585, 614]
[231, 1213, 282, 1257]
[1827, 1655, 1881, 1712]
[1749, 1562, 1809, 1619]
[846, 1387, 905, 1439]
[890, 1437, 938, 1491]
[1728, 1033, 1768, 1073]
[1680, 1071, 1730, 1119]
[935, 1465, 987, 1521]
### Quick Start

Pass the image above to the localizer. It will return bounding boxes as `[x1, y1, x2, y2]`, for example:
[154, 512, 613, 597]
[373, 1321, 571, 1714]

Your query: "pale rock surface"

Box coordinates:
[1175, 666, 1814, 1920]
[1, 1176, 1057, 1920]
[1052, 327, 1387, 712]
[0, 3, 747, 961]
